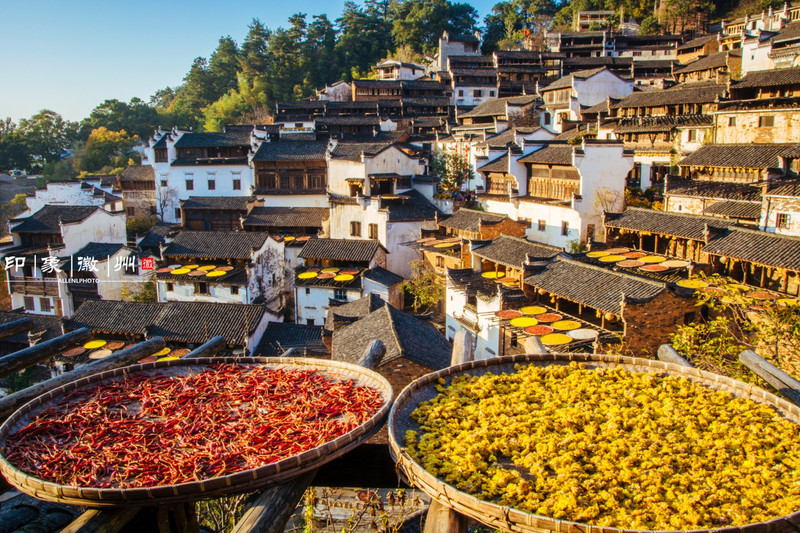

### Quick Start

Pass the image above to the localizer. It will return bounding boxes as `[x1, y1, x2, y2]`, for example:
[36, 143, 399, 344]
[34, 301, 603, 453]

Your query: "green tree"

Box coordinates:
[401, 259, 445, 313]
[208, 36, 241, 100]
[390, 0, 479, 56]
[639, 15, 661, 34]
[16, 110, 78, 169]
[79, 98, 163, 141]
[482, 0, 557, 53]
[334, 1, 394, 80]
[120, 280, 157, 303]
[0, 118, 30, 172]
[431, 151, 475, 196]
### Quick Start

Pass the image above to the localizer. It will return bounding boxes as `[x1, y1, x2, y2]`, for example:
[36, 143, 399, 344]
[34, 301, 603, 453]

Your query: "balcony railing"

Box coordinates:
[9, 278, 60, 297]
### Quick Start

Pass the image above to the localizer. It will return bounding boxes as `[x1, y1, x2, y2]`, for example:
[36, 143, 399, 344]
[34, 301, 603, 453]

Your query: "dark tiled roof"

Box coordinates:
[363, 266, 404, 287]
[614, 82, 726, 108]
[66, 300, 268, 345]
[384, 189, 444, 221]
[324, 293, 385, 335]
[475, 127, 543, 149]
[440, 208, 507, 232]
[153, 135, 169, 148]
[174, 129, 251, 148]
[252, 141, 328, 161]
[0, 311, 63, 345]
[541, 68, 610, 91]
[563, 56, 633, 68]
[604, 207, 732, 240]
[471, 234, 560, 268]
[733, 67, 800, 89]
[582, 98, 622, 115]
[478, 153, 511, 173]
[316, 116, 380, 126]
[180, 196, 257, 211]
[703, 200, 761, 219]
[614, 114, 713, 133]
[299, 238, 385, 262]
[138, 223, 175, 249]
[71, 242, 126, 261]
[679, 143, 800, 169]
[674, 52, 733, 75]
[518, 145, 574, 165]
[11, 205, 100, 233]
[774, 21, 800, 44]
[665, 178, 762, 200]
[704, 228, 800, 271]
[765, 179, 800, 197]
[163, 231, 270, 260]
[243, 206, 328, 228]
[524, 257, 666, 315]
[457, 96, 538, 119]
[119, 165, 154, 182]
[330, 133, 406, 161]
[677, 34, 717, 51]
[171, 157, 248, 167]
[331, 304, 451, 370]
[252, 322, 326, 356]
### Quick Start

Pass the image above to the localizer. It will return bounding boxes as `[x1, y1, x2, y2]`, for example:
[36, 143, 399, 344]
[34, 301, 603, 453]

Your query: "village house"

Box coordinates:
[178, 196, 261, 231]
[432, 31, 483, 72]
[662, 177, 763, 223]
[714, 67, 800, 144]
[740, 18, 800, 74]
[760, 178, 800, 235]
[677, 142, 799, 183]
[676, 35, 720, 64]
[477, 140, 632, 248]
[155, 231, 285, 316]
[294, 238, 390, 325]
[118, 165, 157, 219]
[539, 68, 633, 131]
[146, 126, 268, 224]
[494, 50, 562, 96]
[242, 206, 329, 235]
[65, 300, 273, 353]
[1, 205, 130, 317]
[673, 50, 742, 84]
[250, 140, 330, 207]
[375, 59, 426, 80]
[23, 180, 123, 215]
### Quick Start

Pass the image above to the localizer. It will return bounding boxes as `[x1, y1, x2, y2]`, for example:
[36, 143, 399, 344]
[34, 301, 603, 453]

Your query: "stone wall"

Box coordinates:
[122, 190, 156, 219]
[621, 289, 698, 355]
[715, 109, 800, 144]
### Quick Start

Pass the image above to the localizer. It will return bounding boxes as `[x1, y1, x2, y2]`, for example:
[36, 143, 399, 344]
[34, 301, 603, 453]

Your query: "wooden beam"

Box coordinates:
[0, 318, 34, 340]
[657, 344, 693, 368]
[740, 350, 800, 406]
[60, 508, 144, 533]
[0, 328, 92, 380]
[182, 336, 227, 359]
[231, 340, 386, 533]
[0, 337, 165, 421]
[424, 330, 473, 533]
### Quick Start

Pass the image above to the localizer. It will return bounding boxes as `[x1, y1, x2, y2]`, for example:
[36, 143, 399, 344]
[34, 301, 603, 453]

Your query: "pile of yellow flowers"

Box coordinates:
[405, 362, 800, 530]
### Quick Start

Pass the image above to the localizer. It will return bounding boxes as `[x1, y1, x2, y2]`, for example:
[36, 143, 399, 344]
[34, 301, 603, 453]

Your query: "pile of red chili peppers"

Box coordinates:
[4, 364, 385, 488]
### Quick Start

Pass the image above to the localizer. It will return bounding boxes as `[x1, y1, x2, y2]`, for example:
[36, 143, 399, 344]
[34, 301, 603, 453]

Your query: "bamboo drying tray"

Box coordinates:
[0, 357, 393, 507]
[388, 353, 800, 533]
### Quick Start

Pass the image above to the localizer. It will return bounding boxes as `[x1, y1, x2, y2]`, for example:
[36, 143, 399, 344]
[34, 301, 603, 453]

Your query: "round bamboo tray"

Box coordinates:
[388, 353, 800, 533]
[0, 357, 393, 508]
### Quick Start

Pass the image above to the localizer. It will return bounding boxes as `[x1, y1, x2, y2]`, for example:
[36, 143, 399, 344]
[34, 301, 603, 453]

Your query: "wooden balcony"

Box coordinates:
[9, 278, 60, 297]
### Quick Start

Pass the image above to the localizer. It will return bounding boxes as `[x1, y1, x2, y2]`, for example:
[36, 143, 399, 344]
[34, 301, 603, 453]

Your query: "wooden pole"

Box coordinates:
[423, 330, 473, 533]
[60, 508, 144, 533]
[0, 318, 34, 340]
[657, 344, 692, 368]
[0, 328, 92, 380]
[739, 350, 800, 406]
[231, 340, 387, 533]
[0, 337, 165, 421]
[182, 336, 227, 359]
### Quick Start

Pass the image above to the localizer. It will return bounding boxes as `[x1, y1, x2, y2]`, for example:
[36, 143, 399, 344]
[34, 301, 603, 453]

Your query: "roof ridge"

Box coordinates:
[383, 304, 405, 360]
[724, 225, 800, 242]
[497, 233, 563, 251]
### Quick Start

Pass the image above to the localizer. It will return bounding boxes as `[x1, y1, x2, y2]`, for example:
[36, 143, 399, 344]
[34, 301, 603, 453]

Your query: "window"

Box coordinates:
[473, 89, 482, 98]
[368, 223, 378, 239]
[307, 319, 316, 325]
[436, 256, 445, 268]
[195, 282, 209, 294]
[305, 287, 310, 295]
[154, 148, 168, 163]
[39, 298, 52, 313]
[334, 289, 346, 300]
[759, 115, 775, 127]
[231, 286, 239, 295]
[126, 207, 135, 216]
[208, 179, 215, 190]
[233, 179, 241, 190]
[166, 283, 174, 291]
[186, 179, 194, 190]
[458, 89, 464, 97]
[24, 296, 35, 310]
[728, 117, 736, 127]
[777, 213, 791, 229]
[538, 220, 546, 232]
[489, 90, 495, 97]
[543, 112, 551, 125]
[688, 129, 697, 142]
[561, 221, 569, 236]
[350, 221, 361, 237]
[160, 179, 167, 187]
[174, 208, 181, 219]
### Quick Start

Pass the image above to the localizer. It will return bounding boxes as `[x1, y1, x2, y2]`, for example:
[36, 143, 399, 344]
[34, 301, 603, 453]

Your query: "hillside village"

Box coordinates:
[2, 3, 800, 530]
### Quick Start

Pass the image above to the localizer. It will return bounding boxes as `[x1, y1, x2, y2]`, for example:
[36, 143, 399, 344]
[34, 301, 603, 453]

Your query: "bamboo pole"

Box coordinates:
[0, 337, 165, 421]
[740, 350, 800, 406]
[657, 344, 692, 368]
[0, 318, 34, 340]
[0, 328, 92, 381]
[181, 336, 227, 359]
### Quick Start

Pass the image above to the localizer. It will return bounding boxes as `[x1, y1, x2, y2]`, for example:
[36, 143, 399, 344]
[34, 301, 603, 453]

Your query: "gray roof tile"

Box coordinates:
[11, 205, 99, 233]
[470, 234, 561, 268]
[299, 238, 385, 262]
[704, 228, 800, 271]
[679, 143, 800, 169]
[163, 231, 269, 260]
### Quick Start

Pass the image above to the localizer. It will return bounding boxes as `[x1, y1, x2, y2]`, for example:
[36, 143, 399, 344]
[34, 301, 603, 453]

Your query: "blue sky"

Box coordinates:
[0, 0, 497, 123]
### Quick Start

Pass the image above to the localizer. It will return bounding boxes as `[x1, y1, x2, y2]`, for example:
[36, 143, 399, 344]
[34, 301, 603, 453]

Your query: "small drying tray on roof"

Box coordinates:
[156, 264, 241, 283]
